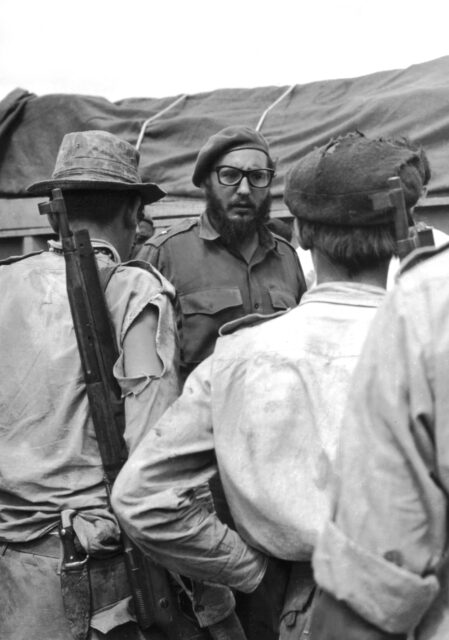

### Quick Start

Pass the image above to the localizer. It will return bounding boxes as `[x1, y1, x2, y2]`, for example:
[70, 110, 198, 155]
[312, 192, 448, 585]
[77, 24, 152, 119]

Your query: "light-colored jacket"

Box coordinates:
[112, 281, 384, 589]
[0, 241, 180, 636]
[313, 246, 449, 639]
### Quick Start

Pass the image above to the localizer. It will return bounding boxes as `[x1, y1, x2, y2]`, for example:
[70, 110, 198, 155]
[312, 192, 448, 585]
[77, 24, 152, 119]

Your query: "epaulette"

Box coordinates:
[219, 310, 288, 336]
[272, 233, 296, 251]
[144, 218, 198, 249]
[399, 241, 449, 276]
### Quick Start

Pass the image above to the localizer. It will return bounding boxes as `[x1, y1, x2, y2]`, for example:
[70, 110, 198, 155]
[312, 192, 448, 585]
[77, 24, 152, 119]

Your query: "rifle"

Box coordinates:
[387, 176, 435, 261]
[39, 188, 245, 640]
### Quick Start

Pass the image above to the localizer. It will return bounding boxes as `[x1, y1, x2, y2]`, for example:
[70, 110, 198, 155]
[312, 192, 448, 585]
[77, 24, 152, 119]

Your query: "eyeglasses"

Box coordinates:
[215, 165, 275, 189]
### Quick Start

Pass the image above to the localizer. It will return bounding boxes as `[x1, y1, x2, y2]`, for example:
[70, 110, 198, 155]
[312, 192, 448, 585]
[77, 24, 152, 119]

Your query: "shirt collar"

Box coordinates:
[301, 281, 386, 308]
[259, 225, 277, 252]
[48, 238, 121, 263]
[198, 211, 221, 241]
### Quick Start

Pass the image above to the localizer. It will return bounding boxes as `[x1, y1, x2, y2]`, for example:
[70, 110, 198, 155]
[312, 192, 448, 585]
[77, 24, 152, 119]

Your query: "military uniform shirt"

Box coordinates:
[137, 212, 306, 376]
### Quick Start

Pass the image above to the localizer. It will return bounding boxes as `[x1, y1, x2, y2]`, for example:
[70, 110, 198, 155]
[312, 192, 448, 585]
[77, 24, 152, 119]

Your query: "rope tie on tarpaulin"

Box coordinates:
[255, 84, 296, 132]
[135, 84, 295, 153]
[135, 94, 188, 150]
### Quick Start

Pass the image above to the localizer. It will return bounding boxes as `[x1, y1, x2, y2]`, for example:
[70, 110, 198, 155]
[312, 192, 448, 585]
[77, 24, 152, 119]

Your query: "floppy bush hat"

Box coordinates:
[27, 130, 166, 205]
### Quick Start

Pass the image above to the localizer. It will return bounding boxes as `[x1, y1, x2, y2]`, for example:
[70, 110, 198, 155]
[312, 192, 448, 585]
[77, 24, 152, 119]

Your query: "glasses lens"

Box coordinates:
[217, 167, 242, 186]
[248, 169, 272, 188]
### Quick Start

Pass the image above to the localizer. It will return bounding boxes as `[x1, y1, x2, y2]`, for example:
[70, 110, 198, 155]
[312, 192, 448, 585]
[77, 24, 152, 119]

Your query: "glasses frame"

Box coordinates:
[215, 165, 275, 189]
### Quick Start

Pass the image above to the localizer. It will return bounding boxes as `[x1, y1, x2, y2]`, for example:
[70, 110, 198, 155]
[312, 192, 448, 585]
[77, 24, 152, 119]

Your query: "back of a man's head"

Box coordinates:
[284, 131, 430, 274]
[26, 129, 165, 236]
[63, 189, 138, 227]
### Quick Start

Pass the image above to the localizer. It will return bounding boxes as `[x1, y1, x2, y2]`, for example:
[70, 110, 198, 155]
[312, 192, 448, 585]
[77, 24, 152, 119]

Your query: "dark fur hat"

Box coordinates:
[284, 131, 430, 226]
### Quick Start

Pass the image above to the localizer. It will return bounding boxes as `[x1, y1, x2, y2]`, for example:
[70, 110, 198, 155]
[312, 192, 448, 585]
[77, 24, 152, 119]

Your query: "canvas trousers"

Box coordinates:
[0, 535, 166, 640]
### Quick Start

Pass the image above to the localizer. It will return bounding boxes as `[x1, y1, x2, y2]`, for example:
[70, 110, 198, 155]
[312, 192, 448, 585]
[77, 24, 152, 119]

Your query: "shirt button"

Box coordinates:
[254, 303, 259, 309]
[383, 550, 403, 567]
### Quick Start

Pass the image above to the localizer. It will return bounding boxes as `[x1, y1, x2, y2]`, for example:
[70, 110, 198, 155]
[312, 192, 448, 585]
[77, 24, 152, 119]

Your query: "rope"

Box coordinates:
[135, 94, 187, 150]
[255, 85, 295, 132]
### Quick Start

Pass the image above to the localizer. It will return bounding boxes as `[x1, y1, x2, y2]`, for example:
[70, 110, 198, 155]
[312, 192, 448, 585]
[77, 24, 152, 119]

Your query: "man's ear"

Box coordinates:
[124, 195, 142, 230]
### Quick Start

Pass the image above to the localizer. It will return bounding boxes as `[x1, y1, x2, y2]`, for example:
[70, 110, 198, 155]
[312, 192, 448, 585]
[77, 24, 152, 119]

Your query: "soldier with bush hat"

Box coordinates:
[0, 129, 179, 640]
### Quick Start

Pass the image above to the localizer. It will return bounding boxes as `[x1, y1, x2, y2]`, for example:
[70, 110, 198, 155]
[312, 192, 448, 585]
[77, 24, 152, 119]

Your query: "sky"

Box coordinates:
[1, 0, 449, 101]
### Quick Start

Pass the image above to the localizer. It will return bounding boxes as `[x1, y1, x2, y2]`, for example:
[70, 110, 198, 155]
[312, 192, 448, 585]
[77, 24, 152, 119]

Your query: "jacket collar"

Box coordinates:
[48, 238, 121, 263]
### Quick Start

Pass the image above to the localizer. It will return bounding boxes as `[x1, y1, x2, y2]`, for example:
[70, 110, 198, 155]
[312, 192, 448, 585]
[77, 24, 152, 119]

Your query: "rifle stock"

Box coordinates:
[38, 188, 213, 640]
[388, 176, 434, 261]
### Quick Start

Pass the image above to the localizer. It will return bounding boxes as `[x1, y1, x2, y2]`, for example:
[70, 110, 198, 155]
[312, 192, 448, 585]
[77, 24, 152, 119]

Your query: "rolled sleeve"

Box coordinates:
[313, 280, 448, 634]
[106, 264, 180, 453]
[313, 522, 440, 634]
[112, 357, 267, 593]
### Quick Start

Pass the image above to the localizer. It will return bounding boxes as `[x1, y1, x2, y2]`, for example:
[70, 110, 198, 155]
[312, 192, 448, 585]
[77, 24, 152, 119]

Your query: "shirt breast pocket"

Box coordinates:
[178, 288, 244, 364]
[268, 288, 297, 311]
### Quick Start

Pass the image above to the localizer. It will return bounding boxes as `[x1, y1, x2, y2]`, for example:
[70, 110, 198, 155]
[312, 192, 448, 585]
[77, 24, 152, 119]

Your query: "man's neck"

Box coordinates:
[70, 220, 131, 262]
[236, 232, 259, 263]
[312, 249, 389, 289]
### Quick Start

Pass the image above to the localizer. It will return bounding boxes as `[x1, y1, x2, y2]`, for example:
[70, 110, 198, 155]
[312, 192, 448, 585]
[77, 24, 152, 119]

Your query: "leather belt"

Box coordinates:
[1, 532, 61, 558]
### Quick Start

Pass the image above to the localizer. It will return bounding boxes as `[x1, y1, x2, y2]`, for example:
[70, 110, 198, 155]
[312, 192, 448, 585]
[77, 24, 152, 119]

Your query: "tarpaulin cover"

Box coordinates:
[1, 56, 449, 201]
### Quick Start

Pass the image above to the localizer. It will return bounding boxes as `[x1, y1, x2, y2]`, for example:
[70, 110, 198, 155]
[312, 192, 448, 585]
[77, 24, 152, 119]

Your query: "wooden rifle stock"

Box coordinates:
[38, 188, 213, 640]
[388, 176, 434, 261]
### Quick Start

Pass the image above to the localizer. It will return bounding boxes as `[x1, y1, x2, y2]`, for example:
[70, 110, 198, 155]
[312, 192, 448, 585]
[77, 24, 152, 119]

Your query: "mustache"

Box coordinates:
[229, 196, 254, 208]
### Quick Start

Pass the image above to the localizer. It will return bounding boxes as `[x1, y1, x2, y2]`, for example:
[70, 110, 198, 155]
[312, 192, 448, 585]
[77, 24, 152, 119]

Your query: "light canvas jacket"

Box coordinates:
[313, 247, 449, 639]
[112, 281, 385, 589]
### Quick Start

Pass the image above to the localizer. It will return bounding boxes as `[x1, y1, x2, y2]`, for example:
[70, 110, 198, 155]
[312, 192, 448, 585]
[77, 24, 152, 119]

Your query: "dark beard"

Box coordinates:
[205, 190, 272, 248]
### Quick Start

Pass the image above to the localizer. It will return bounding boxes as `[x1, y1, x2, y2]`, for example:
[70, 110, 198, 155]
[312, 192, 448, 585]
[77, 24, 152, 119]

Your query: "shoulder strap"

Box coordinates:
[145, 218, 198, 249]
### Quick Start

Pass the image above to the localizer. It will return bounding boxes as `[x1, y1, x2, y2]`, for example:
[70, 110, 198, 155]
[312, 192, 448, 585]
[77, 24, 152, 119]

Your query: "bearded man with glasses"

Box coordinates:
[136, 125, 306, 382]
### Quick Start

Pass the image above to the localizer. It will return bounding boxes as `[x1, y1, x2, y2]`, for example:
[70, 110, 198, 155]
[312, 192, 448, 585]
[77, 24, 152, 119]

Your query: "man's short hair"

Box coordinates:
[297, 219, 396, 273]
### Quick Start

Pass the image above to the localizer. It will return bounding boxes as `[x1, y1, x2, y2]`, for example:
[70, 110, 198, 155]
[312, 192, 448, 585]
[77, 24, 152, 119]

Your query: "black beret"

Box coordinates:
[284, 131, 431, 226]
[192, 125, 272, 187]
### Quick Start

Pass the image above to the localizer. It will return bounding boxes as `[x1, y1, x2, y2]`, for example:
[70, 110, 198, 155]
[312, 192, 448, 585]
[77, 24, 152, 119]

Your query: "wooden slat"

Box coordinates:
[0, 195, 448, 238]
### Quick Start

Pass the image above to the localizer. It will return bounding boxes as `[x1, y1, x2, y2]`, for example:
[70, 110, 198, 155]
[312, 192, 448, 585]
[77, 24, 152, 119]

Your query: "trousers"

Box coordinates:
[0, 536, 166, 640]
